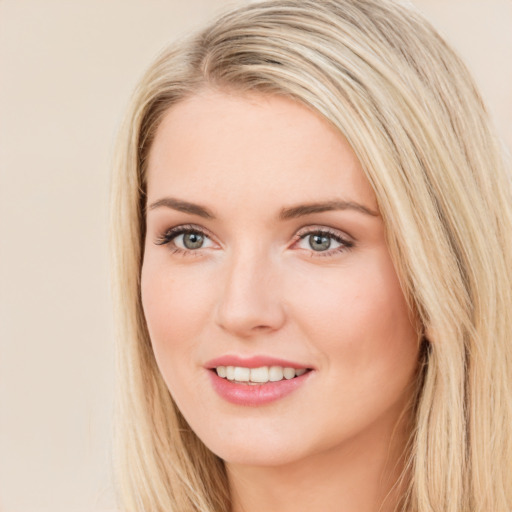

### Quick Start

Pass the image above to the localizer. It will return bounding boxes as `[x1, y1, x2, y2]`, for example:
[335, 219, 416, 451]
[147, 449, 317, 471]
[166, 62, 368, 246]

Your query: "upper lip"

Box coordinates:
[204, 355, 313, 370]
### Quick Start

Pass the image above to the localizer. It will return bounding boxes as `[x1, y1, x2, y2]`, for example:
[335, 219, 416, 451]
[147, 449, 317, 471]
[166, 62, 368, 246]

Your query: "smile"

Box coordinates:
[215, 365, 308, 384]
[207, 365, 313, 406]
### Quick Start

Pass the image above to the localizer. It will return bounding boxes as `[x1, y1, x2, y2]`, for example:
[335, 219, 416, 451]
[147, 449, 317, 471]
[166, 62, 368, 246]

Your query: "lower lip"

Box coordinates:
[207, 370, 312, 406]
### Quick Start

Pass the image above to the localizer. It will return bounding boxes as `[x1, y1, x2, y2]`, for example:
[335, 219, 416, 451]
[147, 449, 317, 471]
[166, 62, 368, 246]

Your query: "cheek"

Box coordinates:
[281, 253, 419, 447]
[140, 255, 215, 375]
[289, 250, 419, 378]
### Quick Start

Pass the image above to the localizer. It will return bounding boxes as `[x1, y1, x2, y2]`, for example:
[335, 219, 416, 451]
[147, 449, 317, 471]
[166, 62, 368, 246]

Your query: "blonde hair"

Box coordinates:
[110, 1, 512, 510]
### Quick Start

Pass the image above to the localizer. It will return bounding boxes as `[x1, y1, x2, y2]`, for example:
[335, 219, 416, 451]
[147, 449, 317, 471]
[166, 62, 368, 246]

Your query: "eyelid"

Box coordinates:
[294, 225, 354, 243]
[153, 223, 354, 258]
[154, 224, 218, 248]
[291, 225, 355, 257]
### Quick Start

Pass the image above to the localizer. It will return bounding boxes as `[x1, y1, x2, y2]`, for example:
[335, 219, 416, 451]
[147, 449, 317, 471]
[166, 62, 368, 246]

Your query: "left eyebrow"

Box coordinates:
[279, 200, 379, 220]
[147, 197, 215, 219]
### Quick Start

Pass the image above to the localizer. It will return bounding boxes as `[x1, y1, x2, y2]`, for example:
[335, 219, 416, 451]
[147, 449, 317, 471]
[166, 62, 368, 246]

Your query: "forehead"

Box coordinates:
[146, 89, 377, 214]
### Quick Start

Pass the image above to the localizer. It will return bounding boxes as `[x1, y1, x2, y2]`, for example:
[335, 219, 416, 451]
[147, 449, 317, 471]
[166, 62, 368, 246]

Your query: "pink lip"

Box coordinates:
[204, 355, 312, 370]
[204, 355, 314, 406]
[207, 370, 312, 406]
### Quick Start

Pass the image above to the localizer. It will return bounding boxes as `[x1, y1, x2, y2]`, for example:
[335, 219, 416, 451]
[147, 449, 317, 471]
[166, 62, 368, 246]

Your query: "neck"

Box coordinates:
[226, 411, 411, 512]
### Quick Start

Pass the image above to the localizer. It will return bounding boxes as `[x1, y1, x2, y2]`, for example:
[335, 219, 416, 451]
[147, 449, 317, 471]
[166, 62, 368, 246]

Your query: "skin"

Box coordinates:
[141, 89, 421, 512]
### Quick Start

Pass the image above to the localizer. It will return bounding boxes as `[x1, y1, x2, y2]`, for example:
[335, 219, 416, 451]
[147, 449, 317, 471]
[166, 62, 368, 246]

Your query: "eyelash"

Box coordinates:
[155, 224, 212, 257]
[295, 227, 354, 257]
[154, 224, 354, 258]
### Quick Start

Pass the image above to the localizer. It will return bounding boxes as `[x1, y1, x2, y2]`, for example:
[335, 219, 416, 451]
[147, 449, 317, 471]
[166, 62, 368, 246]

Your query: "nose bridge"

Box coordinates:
[215, 240, 285, 336]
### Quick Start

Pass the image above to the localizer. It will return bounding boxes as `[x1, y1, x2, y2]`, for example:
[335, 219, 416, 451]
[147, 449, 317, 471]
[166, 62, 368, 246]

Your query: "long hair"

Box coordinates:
[110, 1, 512, 510]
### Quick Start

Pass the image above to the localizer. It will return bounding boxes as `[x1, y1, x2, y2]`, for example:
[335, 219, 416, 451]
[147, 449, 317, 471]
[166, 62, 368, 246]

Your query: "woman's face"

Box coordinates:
[141, 89, 420, 467]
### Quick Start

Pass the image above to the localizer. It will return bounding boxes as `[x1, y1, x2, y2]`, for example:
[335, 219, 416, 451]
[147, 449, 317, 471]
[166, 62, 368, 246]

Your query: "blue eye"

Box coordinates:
[296, 229, 353, 256]
[155, 225, 353, 258]
[156, 226, 214, 252]
[178, 232, 206, 249]
[307, 233, 333, 251]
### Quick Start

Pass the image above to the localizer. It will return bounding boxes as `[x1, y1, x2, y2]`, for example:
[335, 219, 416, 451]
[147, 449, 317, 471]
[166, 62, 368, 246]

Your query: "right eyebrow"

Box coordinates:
[147, 197, 215, 219]
[279, 200, 379, 220]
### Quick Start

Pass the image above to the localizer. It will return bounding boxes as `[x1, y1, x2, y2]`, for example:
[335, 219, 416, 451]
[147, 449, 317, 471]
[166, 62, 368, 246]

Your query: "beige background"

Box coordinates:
[0, 1, 510, 511]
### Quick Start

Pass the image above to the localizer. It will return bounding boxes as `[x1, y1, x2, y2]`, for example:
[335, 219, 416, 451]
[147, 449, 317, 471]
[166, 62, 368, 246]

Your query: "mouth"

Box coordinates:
[205, 357, 314, 406]
[211, 365, 311, 385]
[204, 356, 314, 405]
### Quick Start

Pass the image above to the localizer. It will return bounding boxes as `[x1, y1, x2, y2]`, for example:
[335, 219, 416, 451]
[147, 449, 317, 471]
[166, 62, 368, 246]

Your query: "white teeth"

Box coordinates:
[269, 366, 283, 381]
[283, 367, 295, 379]
[216, 365, 309, 384]
[234, 366, 250, 382]
[226, 366, 235, 380]
[250, 366, 269, 383]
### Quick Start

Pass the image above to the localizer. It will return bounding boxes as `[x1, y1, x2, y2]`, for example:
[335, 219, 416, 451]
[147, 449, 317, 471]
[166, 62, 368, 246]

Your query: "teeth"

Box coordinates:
[250, 366, 269, 383]
[283, 367, 295, 380]
[215, 365, 308, 384]
[234, 366, 250, 382]
[269, 366, 283, 381]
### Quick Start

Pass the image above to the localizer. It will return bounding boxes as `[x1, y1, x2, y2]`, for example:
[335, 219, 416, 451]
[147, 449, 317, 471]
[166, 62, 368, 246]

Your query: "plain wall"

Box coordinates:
[0, 1, 510, 511]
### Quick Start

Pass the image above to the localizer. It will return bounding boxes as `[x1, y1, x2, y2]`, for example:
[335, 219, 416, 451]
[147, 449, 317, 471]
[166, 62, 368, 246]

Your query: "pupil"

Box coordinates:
[310, 234, 331, 251]
[183, 232, 204, 249]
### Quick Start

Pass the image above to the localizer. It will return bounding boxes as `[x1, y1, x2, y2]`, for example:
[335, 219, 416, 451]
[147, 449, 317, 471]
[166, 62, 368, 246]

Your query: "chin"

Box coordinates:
[212, 442, 306, 467]
[193, 421, 322, 468]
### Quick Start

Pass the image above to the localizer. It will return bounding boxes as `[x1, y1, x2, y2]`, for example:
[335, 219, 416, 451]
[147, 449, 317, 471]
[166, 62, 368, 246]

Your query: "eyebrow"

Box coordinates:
[279, 200, 379, 219]
[148, 197, 215, 218]
[147, 197, 379, 219]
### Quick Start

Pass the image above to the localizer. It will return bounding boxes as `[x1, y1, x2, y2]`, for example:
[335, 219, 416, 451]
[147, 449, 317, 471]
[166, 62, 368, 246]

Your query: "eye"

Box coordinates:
[176, 231, 209, 250]
[294, 228, 354, 256]
[305, 233, 334, 251]
[155, 225, 215, 253]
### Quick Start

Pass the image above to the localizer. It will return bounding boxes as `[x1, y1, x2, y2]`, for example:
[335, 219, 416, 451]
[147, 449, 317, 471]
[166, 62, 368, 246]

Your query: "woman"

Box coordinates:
[110, 1, 512, 511]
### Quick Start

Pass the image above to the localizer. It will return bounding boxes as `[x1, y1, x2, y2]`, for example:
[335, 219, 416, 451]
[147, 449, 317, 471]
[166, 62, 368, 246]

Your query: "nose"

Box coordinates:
[214, 246, 286, 338]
